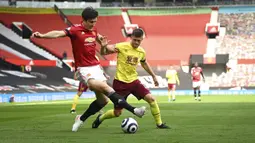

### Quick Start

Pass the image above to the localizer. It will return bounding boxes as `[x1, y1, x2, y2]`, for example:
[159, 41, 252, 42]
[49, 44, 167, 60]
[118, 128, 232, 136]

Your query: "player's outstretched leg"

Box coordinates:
[92, 109, 121, 128]
[72, 98, 107, 132]
[88, 79, 146, 118]
[72, 79, 146, 132]
[143, 94, 170, 129]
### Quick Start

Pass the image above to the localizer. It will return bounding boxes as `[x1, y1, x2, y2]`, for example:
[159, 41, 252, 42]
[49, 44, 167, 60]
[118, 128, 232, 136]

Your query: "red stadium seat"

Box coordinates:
[0, 49, 23, 59]
[130, 14, 210, 61]
[1, 13, 72, 59]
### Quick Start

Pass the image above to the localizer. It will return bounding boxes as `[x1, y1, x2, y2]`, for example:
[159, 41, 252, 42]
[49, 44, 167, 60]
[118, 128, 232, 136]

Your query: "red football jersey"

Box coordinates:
[191, 67, 202, 82]
[64, 24, 100, 68]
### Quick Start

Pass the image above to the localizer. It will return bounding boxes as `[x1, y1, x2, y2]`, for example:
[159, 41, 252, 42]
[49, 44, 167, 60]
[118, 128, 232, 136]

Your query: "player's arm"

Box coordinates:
[166, 70, 172, 79]
[176, 73, 180, 85]
[100, 37, 118, 55]
[191, 69, 194, 80]
[32, 30, 66, 39]
[140, 60, 159, 86]
[200, 71, 205, 81]
[165, 71, 169, 78]
[100, 44, 117, 55]
[96, 33, 103, 45]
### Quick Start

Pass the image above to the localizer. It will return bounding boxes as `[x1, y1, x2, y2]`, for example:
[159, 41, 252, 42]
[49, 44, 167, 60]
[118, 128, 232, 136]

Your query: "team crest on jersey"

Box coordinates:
[84, 37, 95, 43]
[81, 32, 85, 35]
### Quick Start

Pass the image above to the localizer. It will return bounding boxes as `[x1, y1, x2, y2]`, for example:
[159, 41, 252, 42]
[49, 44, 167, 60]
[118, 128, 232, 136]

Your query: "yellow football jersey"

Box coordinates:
[114, 42, 146, 83]
[166, 69, 180, 84]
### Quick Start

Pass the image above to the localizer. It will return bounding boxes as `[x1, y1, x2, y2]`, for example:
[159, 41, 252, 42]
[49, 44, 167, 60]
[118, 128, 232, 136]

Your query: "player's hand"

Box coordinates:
[152, 76, 159, 87]
[31, 32, 43, 38]
[100, 36, 111, 47]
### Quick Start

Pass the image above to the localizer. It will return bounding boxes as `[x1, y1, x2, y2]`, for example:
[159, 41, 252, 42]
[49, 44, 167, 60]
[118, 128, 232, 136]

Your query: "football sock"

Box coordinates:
[71, 94, 79, 110]
[99, 109, 117, 122]
[149, 101, 163, 126]
[168, 90, 171, 101]
[172, 90, 176, 100]
[108, 92, 135, 113]
[80, 100, 105, 122]
[194, 90, 197, 97]
[198, 90, 201, 97]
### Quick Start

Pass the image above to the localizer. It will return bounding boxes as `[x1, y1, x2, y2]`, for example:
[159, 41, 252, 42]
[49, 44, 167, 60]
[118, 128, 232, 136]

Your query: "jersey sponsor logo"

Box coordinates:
[126, 55, 139, 66]
[84, 37, 95, 43]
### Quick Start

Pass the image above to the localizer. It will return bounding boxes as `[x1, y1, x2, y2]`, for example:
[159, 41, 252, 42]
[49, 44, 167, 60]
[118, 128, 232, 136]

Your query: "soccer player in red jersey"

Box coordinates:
[191, 62, 205, 101]
[32, 7, 146, 132]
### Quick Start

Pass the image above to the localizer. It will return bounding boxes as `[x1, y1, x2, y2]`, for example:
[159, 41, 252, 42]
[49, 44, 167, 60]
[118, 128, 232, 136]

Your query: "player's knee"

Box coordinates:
[96, 97, 109, 105]
[144, 94, 155, 103]
[87, 79, 113, 94]
[114, 109, 122, 117]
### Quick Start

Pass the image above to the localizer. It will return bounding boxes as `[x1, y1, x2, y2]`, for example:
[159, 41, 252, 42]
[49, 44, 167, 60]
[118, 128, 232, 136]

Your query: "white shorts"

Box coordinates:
[192, 81, 202, 88]
[76, 65, 107, 85]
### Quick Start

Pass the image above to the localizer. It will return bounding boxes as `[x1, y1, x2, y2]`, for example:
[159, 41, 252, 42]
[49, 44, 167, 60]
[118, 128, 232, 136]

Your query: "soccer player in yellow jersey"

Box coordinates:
[166, 66, 180, 102]
[92, 28, 169, 129]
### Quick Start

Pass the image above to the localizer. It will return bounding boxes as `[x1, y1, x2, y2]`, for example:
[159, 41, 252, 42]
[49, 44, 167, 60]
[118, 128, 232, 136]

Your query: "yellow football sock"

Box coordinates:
[99, 109, 117, 122]
[71, 94, 79, 110]
[172, 90, 176, 100]
[149, 101, 163, 126]
[168, 90, 171, 100]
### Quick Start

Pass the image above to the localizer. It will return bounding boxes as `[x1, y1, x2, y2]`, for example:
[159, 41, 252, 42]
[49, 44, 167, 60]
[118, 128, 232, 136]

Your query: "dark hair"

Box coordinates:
[81, 7, 98, 21]
[132, 28, 144, 37]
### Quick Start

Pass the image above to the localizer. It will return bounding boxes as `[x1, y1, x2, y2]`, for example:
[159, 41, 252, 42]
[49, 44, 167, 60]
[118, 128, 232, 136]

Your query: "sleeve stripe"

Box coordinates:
[140, 59, 146, 62]
[64, 29, 71, 37]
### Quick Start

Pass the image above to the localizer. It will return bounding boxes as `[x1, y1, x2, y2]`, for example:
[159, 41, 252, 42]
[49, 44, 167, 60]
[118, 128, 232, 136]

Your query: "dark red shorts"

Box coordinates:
[78, 82, 88, 92]
[113, 79, 150, 110]
[168, 84, 176, 90]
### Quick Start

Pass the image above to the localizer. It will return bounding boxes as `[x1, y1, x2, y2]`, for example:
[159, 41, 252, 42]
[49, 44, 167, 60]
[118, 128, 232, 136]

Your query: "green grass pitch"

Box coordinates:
[1, 95, 255, 143]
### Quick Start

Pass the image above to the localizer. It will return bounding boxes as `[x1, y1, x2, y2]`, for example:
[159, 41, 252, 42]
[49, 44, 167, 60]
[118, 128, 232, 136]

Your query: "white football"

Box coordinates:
[121, 117, 138, 134]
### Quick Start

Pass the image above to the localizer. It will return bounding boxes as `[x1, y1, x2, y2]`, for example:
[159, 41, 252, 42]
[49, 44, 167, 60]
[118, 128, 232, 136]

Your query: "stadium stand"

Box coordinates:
[219, 13, 254, 36]
[211, 8, 255, 87]
[215, 35, 255, 59]
[0, 49, 23, 60]
[208, 64, 255, 88]
[0, 9, 72, 59]
[0, 66, 75, 94]
[0, 23, 58, 60]
[128, 8, 211, 61]
[0, 43, 31, 60]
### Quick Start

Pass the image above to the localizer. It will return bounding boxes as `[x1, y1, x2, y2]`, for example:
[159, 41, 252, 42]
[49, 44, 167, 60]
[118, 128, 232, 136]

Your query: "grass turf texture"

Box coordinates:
[0, 95, 255, 143]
